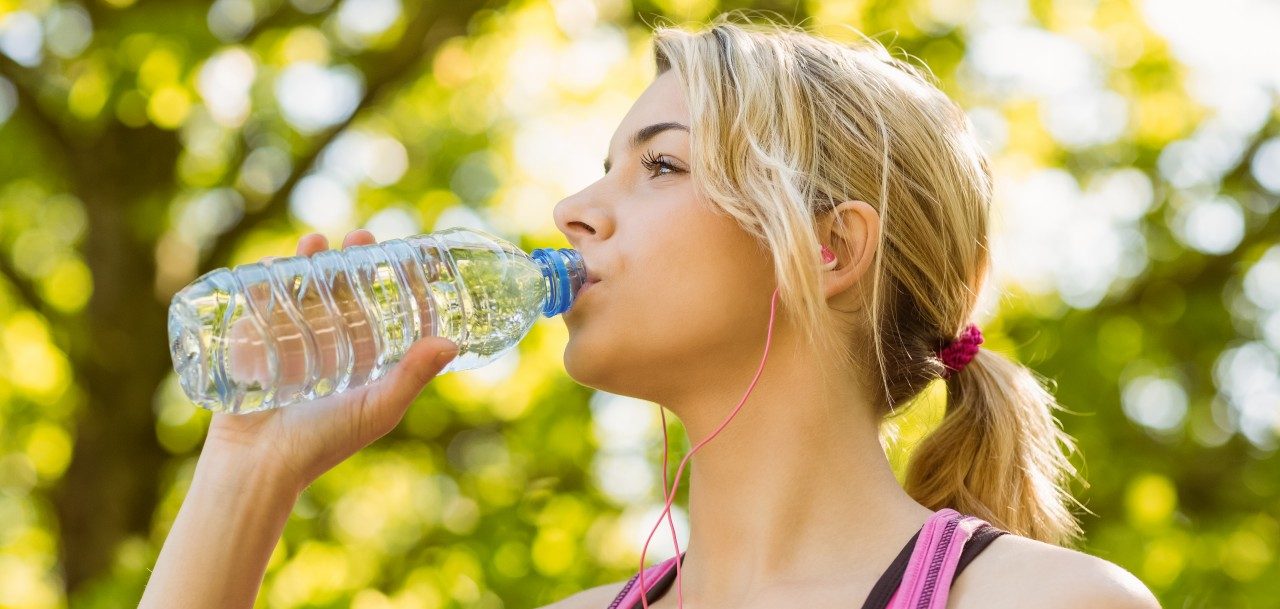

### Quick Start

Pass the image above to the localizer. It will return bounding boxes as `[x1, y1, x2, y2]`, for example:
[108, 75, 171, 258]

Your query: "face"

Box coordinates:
[554, 71, 782, 403]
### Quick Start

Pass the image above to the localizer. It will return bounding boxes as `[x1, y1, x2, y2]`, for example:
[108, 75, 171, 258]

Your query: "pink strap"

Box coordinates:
[613, 556, 680, 609]
[886, 508, 989, 609]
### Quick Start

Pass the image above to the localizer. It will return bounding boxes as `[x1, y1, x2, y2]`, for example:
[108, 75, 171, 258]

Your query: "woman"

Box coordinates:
[141, 18, 1161, 609]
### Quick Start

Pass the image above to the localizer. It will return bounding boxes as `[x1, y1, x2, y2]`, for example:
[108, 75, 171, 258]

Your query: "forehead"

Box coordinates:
[612, 71, 689, 144]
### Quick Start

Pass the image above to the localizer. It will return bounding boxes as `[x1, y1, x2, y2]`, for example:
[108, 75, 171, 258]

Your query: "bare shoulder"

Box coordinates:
[949, 533, 1162, 609]
[536, 579, 628, 609]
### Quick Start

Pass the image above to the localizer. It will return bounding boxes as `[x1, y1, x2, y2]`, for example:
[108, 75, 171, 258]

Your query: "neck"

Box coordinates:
[654, 333, 934, 604]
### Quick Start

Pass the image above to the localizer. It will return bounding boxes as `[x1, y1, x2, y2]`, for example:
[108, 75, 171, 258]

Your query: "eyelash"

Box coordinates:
[639, 150, 681, 178]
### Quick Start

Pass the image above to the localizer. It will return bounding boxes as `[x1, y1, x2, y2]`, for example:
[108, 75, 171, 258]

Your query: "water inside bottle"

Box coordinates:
[170, 236, 554, 413]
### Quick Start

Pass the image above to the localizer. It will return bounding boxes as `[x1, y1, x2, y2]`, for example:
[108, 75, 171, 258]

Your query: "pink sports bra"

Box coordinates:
[606, 508, 1008, 609]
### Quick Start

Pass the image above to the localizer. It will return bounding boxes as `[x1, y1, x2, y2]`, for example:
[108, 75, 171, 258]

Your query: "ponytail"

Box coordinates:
[903, 345, 1088, 547]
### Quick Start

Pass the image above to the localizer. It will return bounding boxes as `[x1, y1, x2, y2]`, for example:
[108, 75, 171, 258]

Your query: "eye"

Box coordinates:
[639, 150, 683, 179]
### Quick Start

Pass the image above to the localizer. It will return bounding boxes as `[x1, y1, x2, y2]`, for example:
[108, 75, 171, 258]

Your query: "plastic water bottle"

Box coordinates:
[167, 226, 587, 414]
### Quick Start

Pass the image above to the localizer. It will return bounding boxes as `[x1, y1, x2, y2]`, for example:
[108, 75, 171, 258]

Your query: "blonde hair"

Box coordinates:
[653, 15, 1087, 546]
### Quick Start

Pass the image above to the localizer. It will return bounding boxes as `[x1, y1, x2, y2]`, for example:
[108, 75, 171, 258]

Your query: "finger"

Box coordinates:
[365, 337, 459, 418]
[342, 229, 376, 249]
[296, 233, 329, 257]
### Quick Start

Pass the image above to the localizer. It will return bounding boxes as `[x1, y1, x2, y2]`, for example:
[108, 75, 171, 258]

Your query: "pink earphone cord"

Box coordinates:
[638, 284, 783, 609]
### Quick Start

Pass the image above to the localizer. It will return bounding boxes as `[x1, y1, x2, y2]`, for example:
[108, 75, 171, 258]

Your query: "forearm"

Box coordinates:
[139, 444, 301, 609]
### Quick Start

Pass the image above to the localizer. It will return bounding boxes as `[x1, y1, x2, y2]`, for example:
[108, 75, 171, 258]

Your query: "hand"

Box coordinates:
[203, 229, 459, 493]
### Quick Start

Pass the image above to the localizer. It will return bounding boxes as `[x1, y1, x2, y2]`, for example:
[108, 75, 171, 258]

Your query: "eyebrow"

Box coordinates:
[603, 121, 690, 173]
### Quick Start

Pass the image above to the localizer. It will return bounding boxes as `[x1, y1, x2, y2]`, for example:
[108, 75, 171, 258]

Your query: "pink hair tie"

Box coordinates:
[938, 323, 983, 379]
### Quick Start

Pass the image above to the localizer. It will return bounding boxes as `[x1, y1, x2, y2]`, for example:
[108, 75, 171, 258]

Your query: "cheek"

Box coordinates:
[562, 197, 771, 388]
[669, 257, 771, 349]
[563, 272, 747, 395]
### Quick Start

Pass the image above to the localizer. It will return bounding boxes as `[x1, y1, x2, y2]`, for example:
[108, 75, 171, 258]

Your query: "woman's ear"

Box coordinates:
[818, 200, 880, 302]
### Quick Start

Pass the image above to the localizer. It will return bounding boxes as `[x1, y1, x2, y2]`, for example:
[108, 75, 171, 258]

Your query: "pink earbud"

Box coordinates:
[820, 245, 837, 269]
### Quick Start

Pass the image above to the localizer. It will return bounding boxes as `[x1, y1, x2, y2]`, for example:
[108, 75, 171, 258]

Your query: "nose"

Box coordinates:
[553, 185, 612, 247]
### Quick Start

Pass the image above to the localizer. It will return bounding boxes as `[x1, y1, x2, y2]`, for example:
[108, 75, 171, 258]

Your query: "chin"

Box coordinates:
[564, 336, 648, 398]
[562, 332, 609, 389]
[564, 339, 675, 404]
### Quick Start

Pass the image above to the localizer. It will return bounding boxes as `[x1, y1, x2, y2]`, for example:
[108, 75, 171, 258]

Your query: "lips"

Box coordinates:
[578, 260, 602, 295]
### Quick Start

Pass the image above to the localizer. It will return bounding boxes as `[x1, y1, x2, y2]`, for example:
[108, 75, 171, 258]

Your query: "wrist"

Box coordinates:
[196, 439, 306, 502]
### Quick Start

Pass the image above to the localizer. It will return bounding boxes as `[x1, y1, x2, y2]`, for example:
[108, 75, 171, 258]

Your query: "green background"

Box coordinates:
[0, 0, 1276, 607]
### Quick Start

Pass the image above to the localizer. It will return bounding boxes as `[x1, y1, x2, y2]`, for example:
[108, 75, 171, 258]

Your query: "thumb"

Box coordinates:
[370, 337, 459, 408]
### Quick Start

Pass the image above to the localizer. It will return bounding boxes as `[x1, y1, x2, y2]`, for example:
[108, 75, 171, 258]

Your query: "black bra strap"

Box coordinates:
[858, 523, 1007, 609]
[857, 528, 921, 609]
[954, 524, 1007, 579]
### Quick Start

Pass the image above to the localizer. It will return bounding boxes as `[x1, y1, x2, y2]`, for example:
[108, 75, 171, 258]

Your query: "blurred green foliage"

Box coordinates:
[0, 0, 1277, 607]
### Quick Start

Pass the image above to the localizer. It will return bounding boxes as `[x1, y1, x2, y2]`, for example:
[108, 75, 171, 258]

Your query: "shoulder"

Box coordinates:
[949, 532, 1162, 609]
[536, 579, 629, 609]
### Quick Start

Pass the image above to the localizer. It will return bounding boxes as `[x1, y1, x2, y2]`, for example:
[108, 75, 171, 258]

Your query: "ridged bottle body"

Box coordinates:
[167, 227, 585, 413]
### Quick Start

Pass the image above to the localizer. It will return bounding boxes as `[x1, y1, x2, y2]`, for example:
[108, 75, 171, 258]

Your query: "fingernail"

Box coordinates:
[435, 349, 459, 367]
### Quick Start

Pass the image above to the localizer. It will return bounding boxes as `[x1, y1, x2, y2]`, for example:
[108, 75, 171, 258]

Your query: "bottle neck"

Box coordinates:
[530, 248, 586, 317]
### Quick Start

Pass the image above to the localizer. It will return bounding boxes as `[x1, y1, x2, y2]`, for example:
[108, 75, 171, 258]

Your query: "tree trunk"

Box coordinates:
[52, 128, 178, 595]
